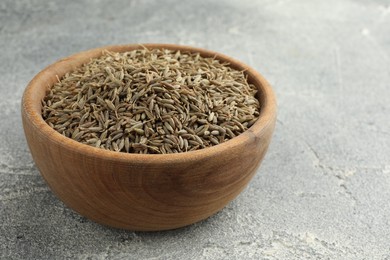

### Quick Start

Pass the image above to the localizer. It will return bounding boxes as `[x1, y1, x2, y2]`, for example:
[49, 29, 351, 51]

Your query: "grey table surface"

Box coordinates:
[1, 0, 390, 259]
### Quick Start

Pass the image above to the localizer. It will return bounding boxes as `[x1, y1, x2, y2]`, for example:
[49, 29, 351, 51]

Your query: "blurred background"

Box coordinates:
[1, 0, 389, 259]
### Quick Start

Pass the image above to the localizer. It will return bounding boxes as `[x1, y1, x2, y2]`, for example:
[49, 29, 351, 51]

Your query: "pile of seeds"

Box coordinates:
[42, 48, 260, 154]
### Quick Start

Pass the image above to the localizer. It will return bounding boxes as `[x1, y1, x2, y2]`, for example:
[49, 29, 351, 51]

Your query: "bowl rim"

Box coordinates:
[22, 43, 276, 165]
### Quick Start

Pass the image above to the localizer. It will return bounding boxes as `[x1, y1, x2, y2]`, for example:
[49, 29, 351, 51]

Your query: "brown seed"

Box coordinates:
[87, 127, 103, 132]
[211, 130, 219, 136]
[193, 135, 204, 146]
[133, 143, 147, 149]
[112, 141, 119, 151]
[164, 121, 174, 134]
[86, 138, 98, 144]
[105, 99, 116, 110]
[111, 132, 123, 141]
[226, 128, 235, 138]
[183, 139, 189, 151]
[124, 137, 130, 152]
[118, 138, 125, 151]
[208, 112, 214, 122]
[178, 136, 184, 149]
[197, 119, 208, 124]
[209, 136, 219, 145]
[134, 128, 144, 135]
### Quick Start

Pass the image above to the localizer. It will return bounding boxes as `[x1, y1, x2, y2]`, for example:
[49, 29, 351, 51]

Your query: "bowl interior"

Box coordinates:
[22, 44, 276, 163]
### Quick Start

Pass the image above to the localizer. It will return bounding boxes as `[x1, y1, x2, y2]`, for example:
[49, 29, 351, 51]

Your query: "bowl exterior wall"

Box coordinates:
[22, 111, 274, 230]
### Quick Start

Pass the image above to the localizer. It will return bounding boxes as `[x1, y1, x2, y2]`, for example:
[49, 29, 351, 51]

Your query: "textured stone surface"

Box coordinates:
[1, 0, 390, 259]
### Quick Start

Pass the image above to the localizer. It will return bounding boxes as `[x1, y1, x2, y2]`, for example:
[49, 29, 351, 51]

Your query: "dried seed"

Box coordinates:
[226, 128, 235, 138]
[209, 136, 219, 145]
[183, 139, 189, 151]
[112, 141, 119, 151]
[211, 130, 219, 135]
[134, 128, 145, 135]
[178, 136, 184, 149]
[124, 137, 130, 152]
[133, 143, 147, 149]
[86, 138, 99, 144]
[111, 132, 123, 141]
[164, 121, 174, 133]
[105, 99, 116, 110]
[118, 138, 125, 151]
[177, 129, 188, 134]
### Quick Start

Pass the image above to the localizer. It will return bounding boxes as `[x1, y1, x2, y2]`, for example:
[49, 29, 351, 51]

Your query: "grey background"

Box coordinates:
[1, 0, 390, 259]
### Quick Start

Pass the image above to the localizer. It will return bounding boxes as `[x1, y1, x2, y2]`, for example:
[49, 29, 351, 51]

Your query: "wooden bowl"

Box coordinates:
[21, 44, 276, 231]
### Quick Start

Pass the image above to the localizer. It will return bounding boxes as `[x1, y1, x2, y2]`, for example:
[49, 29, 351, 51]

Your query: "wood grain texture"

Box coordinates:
[21, 44, 276, 231]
